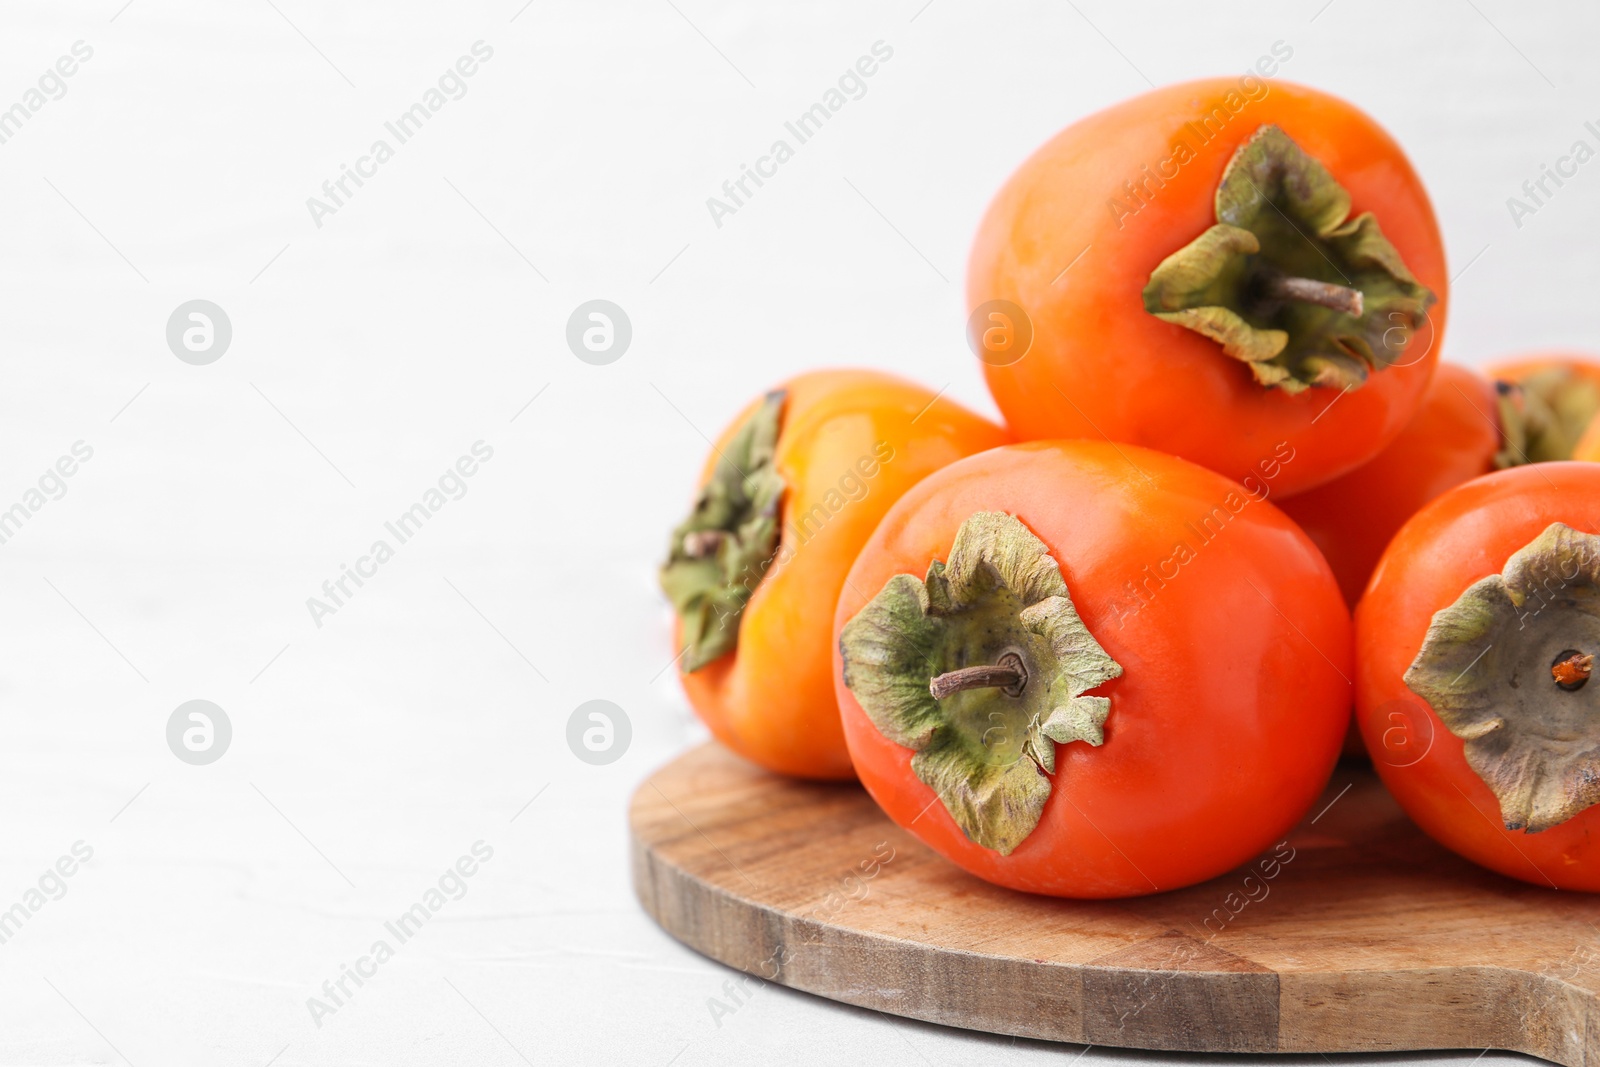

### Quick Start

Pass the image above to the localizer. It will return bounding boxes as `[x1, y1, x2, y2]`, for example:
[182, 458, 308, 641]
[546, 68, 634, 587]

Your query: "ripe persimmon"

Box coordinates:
[968, 79, 1447, 496]
[1280, 363, 1501, 608]
[660, 370, 1006, 780]
[1357, 463, 1600, 890]
[1487, 352, 1600, 463]
[1287, 358, 1600, 611]
[833, 440, 1350, 897]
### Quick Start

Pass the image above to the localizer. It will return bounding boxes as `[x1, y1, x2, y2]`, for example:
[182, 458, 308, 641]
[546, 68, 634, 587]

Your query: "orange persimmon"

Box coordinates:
[833, 440, 1350, 897]
[968, 78, 1447, 496]
[1280, 363, 1501, 608]
[1357, 463, 1600, 890]
[1488, 352, 1600, 463]
[660, 370, 1007, 780]
[1287, 357, 1600, 610]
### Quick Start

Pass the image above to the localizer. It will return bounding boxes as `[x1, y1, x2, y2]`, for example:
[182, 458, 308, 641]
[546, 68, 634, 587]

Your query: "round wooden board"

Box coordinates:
[630, 742, 1600, 1065]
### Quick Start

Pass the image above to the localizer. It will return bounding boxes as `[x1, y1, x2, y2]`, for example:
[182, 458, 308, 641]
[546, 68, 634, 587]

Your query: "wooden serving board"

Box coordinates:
[630, 742, 1600, 1065]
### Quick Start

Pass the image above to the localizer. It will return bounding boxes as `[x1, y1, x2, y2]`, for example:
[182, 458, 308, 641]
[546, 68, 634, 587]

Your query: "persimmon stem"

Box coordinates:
[1552, 650, 1593, 691]
[1261, 274, 1364, 317]
[930, 652, 1027, 700]
[681, 530, 726, 558]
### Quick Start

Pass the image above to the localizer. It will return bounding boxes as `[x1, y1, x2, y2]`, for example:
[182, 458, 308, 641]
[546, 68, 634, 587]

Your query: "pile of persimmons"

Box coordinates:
[659, 78, 1600, 898]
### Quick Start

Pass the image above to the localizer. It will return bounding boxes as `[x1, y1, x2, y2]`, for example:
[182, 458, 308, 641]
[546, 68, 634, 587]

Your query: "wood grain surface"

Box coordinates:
[631, 742, 1600, 1065]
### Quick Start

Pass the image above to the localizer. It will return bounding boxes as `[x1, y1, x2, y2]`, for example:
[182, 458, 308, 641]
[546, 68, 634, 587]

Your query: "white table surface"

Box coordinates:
[0, 0, 1593, 1063]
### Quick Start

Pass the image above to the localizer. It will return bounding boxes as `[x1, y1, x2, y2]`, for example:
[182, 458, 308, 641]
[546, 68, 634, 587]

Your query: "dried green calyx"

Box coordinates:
[659, 391, 786, 672]
[1405, 523, 1600, 832]
[1143, 124, 1436, 394]
[838, 511, 1121, 854]
[1494, 370, 1600, 468]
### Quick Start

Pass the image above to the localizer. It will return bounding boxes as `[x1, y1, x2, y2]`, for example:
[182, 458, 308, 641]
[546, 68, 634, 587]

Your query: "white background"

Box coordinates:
[0, 0, 1594, 1064]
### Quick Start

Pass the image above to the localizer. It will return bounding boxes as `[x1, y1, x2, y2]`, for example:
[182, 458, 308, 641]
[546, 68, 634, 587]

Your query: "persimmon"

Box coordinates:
[660, 370, 1006, 780]
[968, 78, 1447, 496]
[1285, 359, 1597, 760]
[1487, 353, 1600, 463]
[1280, 364, 1502, 608]
[833, 440, 1350, 897]
[1286, 358, 1600, 611]
[1357, 463, 1600, 890]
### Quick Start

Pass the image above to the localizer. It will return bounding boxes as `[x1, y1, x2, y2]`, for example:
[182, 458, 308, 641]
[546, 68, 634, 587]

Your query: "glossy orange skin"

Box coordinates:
[677, 370, 1008, 780]
[1356, 463, 1600, 890]
[1281, 363, 1500, 608]
[832, 441, 1351, 897]
[968, 79, 1447, 497]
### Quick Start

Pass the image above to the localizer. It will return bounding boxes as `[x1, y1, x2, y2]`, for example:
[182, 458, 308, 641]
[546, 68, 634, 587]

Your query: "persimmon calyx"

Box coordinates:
[838, 511, 1121, 855]
[1142, 124, 1436, 394]
[1405, 522, 1600, 832]
[659, 391, 786, 672]
[1493, 370, 1600, 468]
